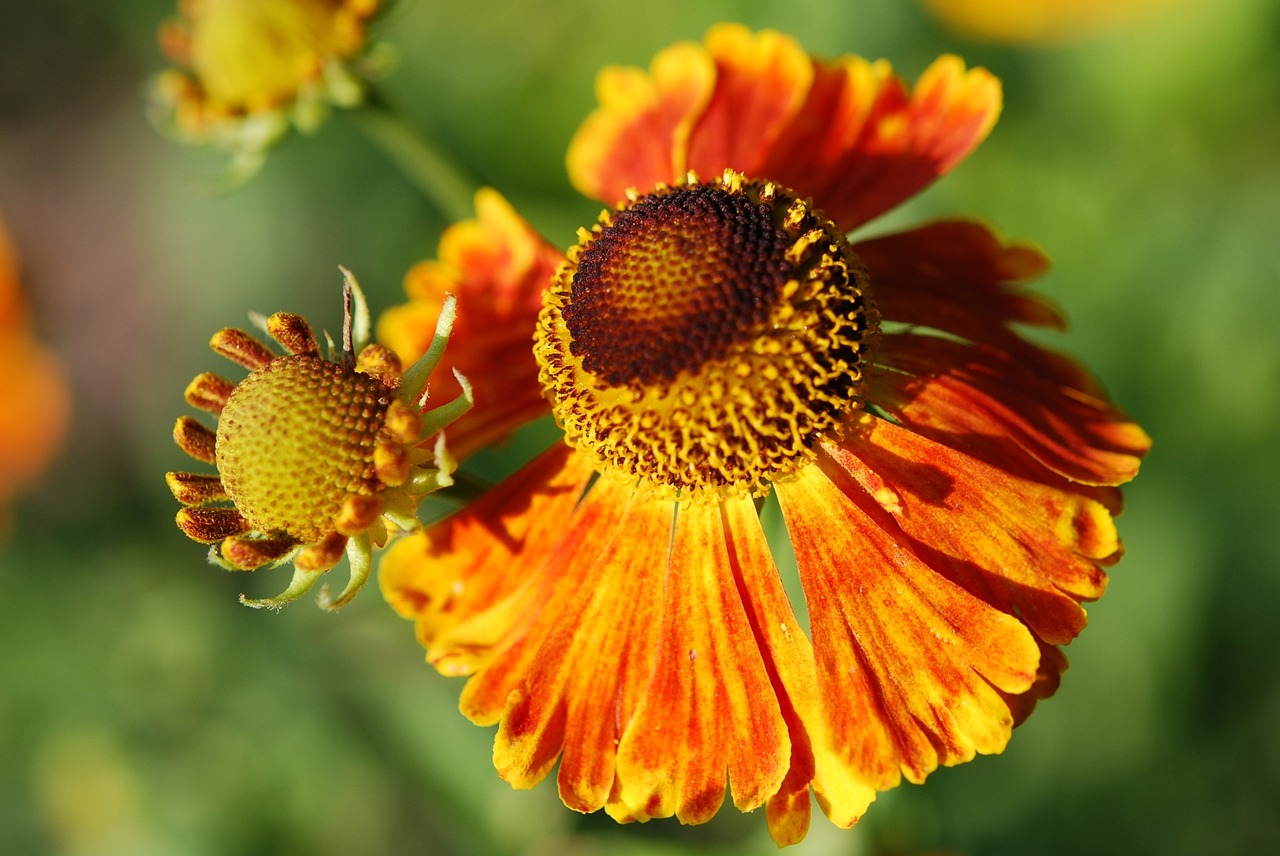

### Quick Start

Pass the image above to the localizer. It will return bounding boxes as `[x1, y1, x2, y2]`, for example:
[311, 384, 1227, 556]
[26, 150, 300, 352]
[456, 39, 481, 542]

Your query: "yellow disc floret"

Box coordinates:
[535, 170, 878, 501]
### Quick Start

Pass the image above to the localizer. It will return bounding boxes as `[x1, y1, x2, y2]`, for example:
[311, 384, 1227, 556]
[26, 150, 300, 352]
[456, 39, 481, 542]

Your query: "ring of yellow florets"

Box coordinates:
[535, 169, 877, 502]
[166, 273, 469, 609]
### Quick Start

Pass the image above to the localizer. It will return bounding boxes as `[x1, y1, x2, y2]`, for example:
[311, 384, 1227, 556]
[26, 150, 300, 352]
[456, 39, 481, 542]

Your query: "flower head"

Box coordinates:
[0, 216, 70, 522]
[377, 24, 1150, 846]
[168, 269, 470, 610]
[150, 0, 386, 177]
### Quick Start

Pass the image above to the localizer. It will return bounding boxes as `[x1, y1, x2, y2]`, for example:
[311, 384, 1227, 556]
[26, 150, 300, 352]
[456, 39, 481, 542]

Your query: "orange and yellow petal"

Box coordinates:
[567, 40, 717, 207]
[776, 460, 1040, 786]
[380, 442, 595, 670]
[873, 334, 1150, 488]
[568, 24, 1001, 231]
[854, 220, 1106, 395]
[377, 189, 560, 457]
[608, 500, 787, 826]
[718, 496, 878, 845]
[682, 25, 814, 186]
[923, 0, 1179, 45]
[821, 415, 1118, 646]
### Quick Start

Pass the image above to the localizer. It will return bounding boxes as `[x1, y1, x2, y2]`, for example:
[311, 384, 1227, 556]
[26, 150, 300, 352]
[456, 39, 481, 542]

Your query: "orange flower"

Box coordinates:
[0, 217, 69, 520]
[150, 0, 385, 174]
[377, 24, 1150, 846]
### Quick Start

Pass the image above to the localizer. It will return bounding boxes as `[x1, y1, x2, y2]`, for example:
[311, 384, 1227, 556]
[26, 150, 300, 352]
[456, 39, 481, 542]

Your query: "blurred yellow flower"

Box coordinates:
[150, 0, 385, 175]
[923, 0, 1181, 44]
[0, 218, 70, 523]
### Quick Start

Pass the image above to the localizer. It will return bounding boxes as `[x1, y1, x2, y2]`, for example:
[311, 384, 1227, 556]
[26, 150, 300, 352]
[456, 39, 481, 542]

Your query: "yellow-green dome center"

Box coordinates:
[215, 354, 391, 541]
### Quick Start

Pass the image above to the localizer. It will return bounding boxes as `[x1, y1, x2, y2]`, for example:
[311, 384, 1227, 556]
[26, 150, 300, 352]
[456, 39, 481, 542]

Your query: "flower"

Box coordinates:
[0, 216, 70, 522]
[377, 24, 1150, 846]
[150, 0, 385, 176]
[167, 269, 470, 609]
[921, 0, 1180, 44]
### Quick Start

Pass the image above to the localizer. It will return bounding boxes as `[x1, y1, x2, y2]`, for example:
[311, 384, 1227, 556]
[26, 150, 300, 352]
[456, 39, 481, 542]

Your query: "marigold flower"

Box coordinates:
[150, 0, 385, 175]
[167, 269, 470, 610]
[0, 217, 70, 520]
[377, 24, 1150, 846]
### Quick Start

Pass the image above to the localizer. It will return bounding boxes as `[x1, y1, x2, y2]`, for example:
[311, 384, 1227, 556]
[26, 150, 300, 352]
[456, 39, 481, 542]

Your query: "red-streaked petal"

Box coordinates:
[609, 500, 788, 825]
[763, 54, 1001, 231]
[379, 442, 594, 668]
[683, 24, 814, 181]
[377, 189, 560, 457]
[776, 463, 1040, 785]
[567, 28, 1000, 230]
[854, 220, 1105, 394]
[822, 415, 1118, 645]
[486, 481, 671, 813]
[567, 41, 716, 206]
[719, 496, 878, 845]
[873, 333, 1150, 486]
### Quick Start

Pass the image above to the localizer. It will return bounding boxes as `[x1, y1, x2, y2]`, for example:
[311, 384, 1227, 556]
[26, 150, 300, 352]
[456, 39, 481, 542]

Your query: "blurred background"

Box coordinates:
[1, 0, 1277, 854]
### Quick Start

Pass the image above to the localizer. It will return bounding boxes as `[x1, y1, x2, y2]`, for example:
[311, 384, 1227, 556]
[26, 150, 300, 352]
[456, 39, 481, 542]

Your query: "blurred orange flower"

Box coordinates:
[377, 24, 1149, 846]
[0, 218, 70, 521]
[150, 0, 385, 174]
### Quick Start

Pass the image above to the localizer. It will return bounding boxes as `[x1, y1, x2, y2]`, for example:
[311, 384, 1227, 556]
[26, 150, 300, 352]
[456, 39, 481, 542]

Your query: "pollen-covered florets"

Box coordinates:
[535, 169, 878, 502]
[167, 269, 470, 609]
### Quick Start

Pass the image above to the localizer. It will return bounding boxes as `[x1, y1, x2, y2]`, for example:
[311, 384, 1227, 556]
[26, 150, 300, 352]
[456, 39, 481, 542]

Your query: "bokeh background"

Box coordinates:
[2, 0, 1278, 854]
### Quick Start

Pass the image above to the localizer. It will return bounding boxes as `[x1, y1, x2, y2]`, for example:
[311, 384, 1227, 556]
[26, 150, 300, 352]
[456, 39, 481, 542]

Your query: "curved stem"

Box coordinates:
[350, 95, 477, 221]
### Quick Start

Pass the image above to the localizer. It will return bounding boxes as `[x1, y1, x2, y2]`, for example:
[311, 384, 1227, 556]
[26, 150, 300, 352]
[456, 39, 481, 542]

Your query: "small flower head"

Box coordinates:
[150, 0, 386, 178]
[167, 269, 470, 609]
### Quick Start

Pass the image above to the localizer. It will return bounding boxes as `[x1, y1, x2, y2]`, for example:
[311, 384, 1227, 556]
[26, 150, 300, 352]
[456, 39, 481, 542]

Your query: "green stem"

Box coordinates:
[351, 97, 477, 221]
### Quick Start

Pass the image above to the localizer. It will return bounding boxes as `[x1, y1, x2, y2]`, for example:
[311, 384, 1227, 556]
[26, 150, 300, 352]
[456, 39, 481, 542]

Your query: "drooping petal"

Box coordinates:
[821, 415, 1119, 646]
[568, 40, 717, 206]
[763, 54, 1000, 231]
[873, 333, 1150, 487]
[377, 189, 560, 457]
[484, 481, 672, 812]
[718, 496, 878, 845]
[855, 219, 1103, 394]
[609, 500, 788, 826]
[775, 462, 1040, 785]
[379, 442, 595, 670]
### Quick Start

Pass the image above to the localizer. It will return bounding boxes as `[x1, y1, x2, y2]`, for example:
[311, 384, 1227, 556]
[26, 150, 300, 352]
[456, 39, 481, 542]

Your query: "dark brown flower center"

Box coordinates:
[536, 170, 877, 501]
[562, 183, 794, 387]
